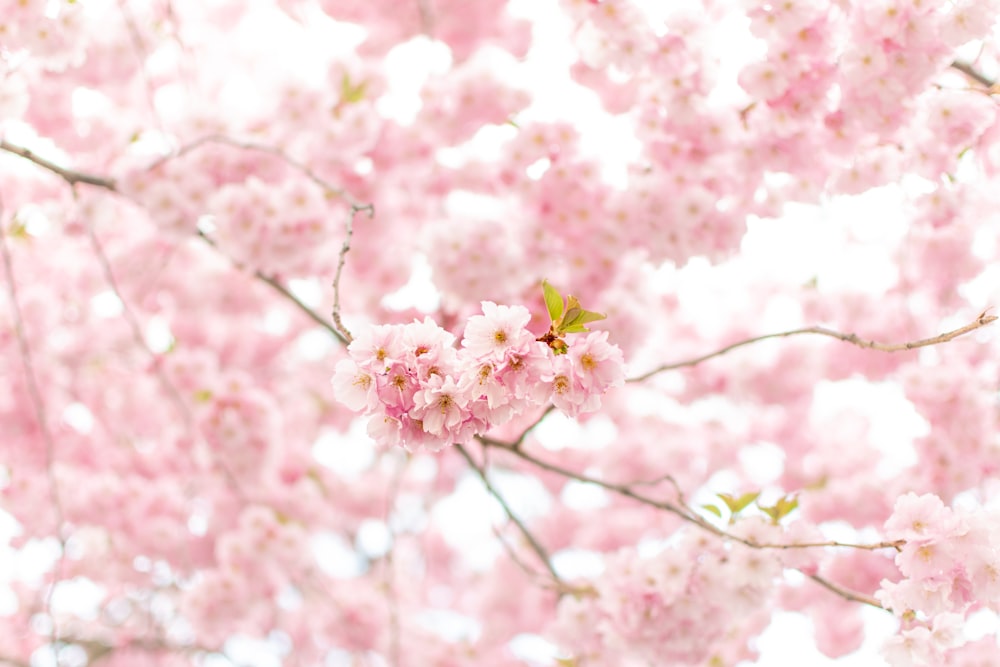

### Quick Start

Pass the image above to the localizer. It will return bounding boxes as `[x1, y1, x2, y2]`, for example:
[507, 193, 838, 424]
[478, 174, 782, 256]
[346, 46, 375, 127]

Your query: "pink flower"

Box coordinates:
[884, 493, 961, 542]
[567, 330, 625, 394]
[461, 301, 534, 362]
[411, 374, 471, 437]
[347, 324, 403, 373]
[331, 359, 379, 412]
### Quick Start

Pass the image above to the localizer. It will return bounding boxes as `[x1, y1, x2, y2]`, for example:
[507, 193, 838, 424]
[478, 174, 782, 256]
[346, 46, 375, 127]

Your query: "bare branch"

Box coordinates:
[149, 134, 366, 207]
[807, 574, 883, 609]
[0, 138, 370, 347]
[195, 230, 348, 345]
[454, 443, 563, 586]
[628, 312, 997, 382]
[331, 204, 374, 345]
[744, 538, 904, 551]
[951, 60, 996, 89]
[0, 139, 117, 190]
[479, 437, 899, 608]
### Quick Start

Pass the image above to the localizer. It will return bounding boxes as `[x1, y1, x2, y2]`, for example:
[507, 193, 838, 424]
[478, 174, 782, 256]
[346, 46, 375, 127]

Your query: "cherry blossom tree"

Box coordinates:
[2, 0, 1000, 665]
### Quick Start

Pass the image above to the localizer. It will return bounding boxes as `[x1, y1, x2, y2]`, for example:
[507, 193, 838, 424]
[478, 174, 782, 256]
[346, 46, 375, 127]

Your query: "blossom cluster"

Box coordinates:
[332, 302, 624, 451]
[876, 493, 1000, 665]
[551, 531, 779, 665]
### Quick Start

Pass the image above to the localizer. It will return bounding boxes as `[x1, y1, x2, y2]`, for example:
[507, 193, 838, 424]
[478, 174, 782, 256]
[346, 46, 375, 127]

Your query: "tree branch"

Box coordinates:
[0, 139, 117, 190]
[195, 230, 348, 345]
[149, 133, 366, 207]
[455, 443, 563, 587]
[628, 311, 996, 382]
[807, 574, 883, 608]
[479, 437, 895, 608]
[951, 60, 996, 89]
[331, 203, 374, 345]
[0, 139, 365, 347]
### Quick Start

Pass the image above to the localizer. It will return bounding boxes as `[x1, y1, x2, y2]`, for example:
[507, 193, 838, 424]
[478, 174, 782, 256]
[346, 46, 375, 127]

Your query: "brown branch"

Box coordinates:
[0, 140, 117, 190]
[331, 204, 374, 345]
[951, 60, 996, 89]
[0, 139, 368, 346]
[454, 443, 563, 586]
[195, 230, 347, 344]
[480, 437, 897, 608]
[628, 311, 997, 382]
[743, 538, 903, 551]
[807, 574, 883, 609]
[149, 134, 366, 207]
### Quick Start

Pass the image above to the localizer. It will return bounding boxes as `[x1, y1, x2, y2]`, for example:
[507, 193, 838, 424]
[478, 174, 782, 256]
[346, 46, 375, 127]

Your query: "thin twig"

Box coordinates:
[0, 139, 117, 190]
[330, 204, 373, 344]
[0, 201, 68, 659]
[950, 60, 996, 89]
[454, 443, 562, 585]
[479, 436, 897, 608]
[629, 472, 687, 505]
[0, 139, 367, 347]
[148, 134, 365, 206]
[807, 574, 883, 609]
[628, 312, 997, 382]
[488, 522, 548, 582]
[259, 270, 347, 345]
[196, 230, 348, 345]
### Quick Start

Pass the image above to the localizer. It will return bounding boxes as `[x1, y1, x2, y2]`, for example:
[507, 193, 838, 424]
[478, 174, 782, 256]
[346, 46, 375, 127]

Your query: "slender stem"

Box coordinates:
[0, 140, 117, 190]
[480, 437, 895, 608]
[196, 230, 347, 345]
[628, 312, 997, 382]
[331, 204, 374, 345]
[950, 60, 996, 88]
[148, 134, 365, 207]
[455, 443, 562, 585]
[0, 139, 366, 347]
[808, 574, 883, 608]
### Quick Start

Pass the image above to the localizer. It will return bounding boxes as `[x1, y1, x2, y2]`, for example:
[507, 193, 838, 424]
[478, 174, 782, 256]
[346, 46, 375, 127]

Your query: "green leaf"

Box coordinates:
[760, 494, 798, 524]
[560, 324, 589, 334]
[340, 73, 367, 104]
[717, 491, 760, 515]
[193, 389, 213, 403]
[561, 309, 606, 331]
[542, 280, 564, 323]
[701, 504, 722, 519]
